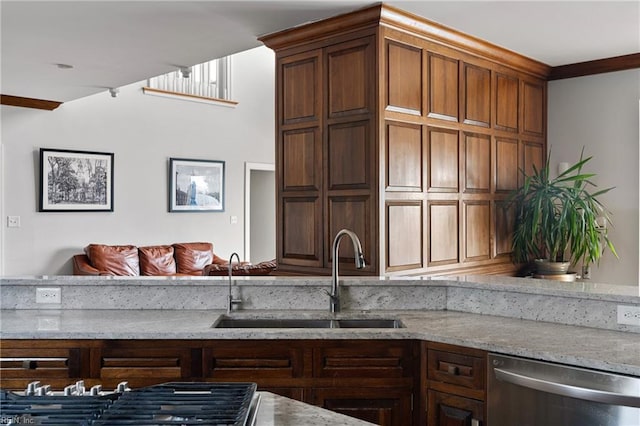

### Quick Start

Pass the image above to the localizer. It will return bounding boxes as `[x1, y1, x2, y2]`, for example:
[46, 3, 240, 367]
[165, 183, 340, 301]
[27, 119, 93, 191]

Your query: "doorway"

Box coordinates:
[244, 162, 275, 263]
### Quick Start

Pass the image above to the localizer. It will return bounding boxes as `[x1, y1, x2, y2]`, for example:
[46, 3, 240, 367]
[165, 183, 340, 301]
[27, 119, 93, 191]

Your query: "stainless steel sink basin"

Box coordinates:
[334, 319, 403, 328]
[214, 318, 335, 328]
[212, 317, 404, 329]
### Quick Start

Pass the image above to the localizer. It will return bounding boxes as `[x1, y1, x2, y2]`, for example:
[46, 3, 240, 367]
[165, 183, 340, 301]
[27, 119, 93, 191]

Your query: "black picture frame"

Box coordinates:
[169, 158, 225, 212]
[39, 148, 114, 212]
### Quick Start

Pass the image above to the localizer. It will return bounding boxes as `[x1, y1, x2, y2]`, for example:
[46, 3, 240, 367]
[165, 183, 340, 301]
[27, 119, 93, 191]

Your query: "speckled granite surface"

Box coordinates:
[2, 275, 639, 377]
[256, 392, 376, 425]
[2, 275, 638, 332]
[2, 309, 638, 376]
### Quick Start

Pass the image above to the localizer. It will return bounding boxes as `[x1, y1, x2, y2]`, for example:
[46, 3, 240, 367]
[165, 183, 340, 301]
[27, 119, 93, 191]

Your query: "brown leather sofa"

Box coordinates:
[72, 242, 276, 276]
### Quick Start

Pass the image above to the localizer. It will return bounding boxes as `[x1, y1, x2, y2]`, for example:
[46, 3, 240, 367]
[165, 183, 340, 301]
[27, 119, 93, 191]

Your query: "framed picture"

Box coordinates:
[169, 158, 225, 212]
[39, 148, 114, 212]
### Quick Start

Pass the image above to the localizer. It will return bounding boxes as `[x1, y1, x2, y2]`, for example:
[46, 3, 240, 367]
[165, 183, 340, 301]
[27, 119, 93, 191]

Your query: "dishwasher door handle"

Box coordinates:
[494, 367, 640, 408]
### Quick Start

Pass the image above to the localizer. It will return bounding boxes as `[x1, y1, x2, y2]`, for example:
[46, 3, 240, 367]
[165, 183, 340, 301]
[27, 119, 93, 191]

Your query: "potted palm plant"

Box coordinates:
[507, 149, 617, 280]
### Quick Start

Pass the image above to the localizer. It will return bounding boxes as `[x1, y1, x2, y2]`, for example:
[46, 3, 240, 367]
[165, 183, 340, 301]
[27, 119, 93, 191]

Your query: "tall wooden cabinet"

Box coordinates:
[260, 4, 550, 276]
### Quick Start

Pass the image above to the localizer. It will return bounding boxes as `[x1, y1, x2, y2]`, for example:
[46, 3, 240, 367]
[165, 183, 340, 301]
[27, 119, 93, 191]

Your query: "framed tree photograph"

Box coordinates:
[169, 158, 225, 212]
[39, 148, 114, 212]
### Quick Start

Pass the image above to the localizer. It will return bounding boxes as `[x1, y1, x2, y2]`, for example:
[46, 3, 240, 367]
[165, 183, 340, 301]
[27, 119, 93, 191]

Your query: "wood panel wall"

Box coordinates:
[262, 4, 548, 276]
[381, 26, 546, 275]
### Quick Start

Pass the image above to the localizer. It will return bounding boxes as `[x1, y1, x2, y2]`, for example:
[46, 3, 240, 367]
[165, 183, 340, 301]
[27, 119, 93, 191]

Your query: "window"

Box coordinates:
[143, 56, 236, 106]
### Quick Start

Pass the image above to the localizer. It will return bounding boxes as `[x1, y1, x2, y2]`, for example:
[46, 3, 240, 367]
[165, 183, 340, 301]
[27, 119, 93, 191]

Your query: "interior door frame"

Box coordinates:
[244, 162, 275, 262]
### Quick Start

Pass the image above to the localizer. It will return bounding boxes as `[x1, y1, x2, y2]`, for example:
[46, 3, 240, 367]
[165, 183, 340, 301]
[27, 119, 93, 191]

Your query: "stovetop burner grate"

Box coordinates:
[1, 382, 258, 426]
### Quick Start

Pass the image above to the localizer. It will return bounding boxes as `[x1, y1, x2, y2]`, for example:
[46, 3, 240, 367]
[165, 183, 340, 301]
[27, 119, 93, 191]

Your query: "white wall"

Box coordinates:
[1, 46, 275, 275]
[548, 69, 640, 286]
[249, 169, 276, 263]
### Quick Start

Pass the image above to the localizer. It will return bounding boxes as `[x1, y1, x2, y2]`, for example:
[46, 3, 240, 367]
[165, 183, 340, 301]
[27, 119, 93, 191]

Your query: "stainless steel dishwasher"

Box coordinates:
[488, 353, 640, 426]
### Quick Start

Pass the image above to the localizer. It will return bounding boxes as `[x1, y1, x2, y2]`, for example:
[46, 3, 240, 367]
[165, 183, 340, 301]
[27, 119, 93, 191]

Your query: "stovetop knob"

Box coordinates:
[75, 380, 86, 395]
[63, 384, 76, 396]
[89, 384, 103, 396]
[36, 384, 51, 396]
[116, 381, 130, 393]
[25, 381, 41, 396]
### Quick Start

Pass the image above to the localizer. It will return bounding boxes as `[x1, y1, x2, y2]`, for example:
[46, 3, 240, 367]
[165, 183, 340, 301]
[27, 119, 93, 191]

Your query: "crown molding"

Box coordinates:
[548, 53, 640, 81]
[1, 95, 63, 111]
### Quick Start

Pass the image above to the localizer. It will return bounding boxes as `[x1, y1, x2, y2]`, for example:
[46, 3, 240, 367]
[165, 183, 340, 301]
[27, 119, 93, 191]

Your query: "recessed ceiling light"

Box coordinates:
[55, 63, 74, 69]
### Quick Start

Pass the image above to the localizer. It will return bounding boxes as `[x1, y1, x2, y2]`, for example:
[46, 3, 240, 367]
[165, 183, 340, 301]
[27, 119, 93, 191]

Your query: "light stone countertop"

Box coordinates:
[1, 308, 638, 376]
[255, 391, 376, 426]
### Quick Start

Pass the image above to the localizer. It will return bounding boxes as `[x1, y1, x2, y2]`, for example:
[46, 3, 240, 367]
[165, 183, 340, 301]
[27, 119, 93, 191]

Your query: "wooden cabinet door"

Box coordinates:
[427, 390, 484, 426]
[277, 50, 324, 271]
[312, 386, 413, 426]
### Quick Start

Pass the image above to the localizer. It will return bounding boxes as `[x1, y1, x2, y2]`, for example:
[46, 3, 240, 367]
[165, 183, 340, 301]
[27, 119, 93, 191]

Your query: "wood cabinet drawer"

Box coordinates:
[314, 340, 415, 379]
[97, 341, 196, 387]
[0, 348, 81, 379]
[0, 340, 94, 390]
[203, 340, 306, 379]
[427, 342, 485, 398]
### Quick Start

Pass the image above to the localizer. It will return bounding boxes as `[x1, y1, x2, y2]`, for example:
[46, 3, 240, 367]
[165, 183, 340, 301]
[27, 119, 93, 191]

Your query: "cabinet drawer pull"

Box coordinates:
[1, 357, 68, 370]
[447, 365, 459, 375]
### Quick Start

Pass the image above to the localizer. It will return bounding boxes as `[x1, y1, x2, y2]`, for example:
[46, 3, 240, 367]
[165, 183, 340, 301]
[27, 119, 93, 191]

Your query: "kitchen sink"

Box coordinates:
[334, 319, 403, 328]
[213, 318, 334, 328]
[212, 317, 404, 329]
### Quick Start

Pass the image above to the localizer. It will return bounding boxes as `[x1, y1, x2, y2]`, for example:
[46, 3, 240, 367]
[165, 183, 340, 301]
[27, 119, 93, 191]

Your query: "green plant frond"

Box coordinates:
[555, 173, 596, 186]
[556, 157, 592, 179]
[589, 187, 615, 198]
[507, 148, 617, 267]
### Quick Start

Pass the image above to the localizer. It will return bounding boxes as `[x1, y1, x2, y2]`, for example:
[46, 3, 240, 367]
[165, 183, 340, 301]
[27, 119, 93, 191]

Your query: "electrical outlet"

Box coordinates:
[7, 216, 20, 228]
[617, 305, 640, 326]
[36, 288, 61, 304]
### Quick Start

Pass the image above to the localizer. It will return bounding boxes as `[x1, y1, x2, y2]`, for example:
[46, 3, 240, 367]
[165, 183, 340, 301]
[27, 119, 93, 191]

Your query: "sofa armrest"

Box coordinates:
[212, 253, 229, 265]
[72, 254, 103, 275]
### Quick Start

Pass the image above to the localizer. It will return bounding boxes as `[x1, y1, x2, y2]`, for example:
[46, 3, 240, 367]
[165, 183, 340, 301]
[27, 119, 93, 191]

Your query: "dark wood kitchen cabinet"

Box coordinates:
[0, 340, 93, 390]
[423, 341, 487, 426]
[312, 386, 413, 426]
[94, 340, 201, 388]
[1, 338, 492, 426]
[0, 340, 200, 390]
[202, 339, 308, 400]
[311, 340, 418, 425]
[260, 3, 549, 277]
[202, 339, 418, 426]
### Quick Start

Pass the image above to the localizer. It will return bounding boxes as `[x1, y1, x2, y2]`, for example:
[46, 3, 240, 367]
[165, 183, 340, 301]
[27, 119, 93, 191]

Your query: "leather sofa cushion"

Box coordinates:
[173, 242, 213, 275]
[204, 259, 277, 276]
[85, 244, 140, 276]
[139, 245, 176, 276]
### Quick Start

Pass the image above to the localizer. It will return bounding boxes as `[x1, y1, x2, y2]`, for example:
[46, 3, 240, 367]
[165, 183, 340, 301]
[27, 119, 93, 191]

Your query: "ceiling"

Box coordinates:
[2, 1, 638, 103]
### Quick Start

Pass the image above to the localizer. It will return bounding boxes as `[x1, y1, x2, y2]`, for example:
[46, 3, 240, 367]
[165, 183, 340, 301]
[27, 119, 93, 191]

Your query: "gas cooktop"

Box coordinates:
[0, 381, 260, 425]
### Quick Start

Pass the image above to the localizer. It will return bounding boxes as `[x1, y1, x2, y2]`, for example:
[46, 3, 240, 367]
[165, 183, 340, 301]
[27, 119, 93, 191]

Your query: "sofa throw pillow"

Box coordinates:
[139, 245, 177, 276]
[85, 244, 140, 276]
[173, 242, 214, 275]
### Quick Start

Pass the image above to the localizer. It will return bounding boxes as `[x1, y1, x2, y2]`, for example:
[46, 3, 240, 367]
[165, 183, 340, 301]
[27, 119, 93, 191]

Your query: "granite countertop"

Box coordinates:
[256, 391, 375, 425]
[2, 309, 639, 376]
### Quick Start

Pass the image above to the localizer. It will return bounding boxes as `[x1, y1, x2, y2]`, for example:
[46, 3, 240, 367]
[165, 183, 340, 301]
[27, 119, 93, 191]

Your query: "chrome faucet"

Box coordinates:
[227, 252, 242, 314]
[330, 229, 365, 313]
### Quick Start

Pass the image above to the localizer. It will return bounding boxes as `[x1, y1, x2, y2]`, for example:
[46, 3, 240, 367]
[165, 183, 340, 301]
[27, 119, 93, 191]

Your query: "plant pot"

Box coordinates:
[534, 259, 570, 275]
